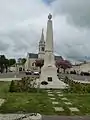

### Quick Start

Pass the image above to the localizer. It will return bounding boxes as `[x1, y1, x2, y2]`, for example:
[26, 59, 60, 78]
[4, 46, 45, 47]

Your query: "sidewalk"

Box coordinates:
[43, 115, 90, 120]
[0, 78, 21, 81]
[0, 114, 90, 120]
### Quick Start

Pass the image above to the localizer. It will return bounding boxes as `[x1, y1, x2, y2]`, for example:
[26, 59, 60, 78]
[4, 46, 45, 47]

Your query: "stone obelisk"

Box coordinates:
[39, 14, 68, 89]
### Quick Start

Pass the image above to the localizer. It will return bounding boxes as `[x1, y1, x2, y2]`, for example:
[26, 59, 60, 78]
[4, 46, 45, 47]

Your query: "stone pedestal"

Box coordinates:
[39, 14, 68, 89]
[40, 65, 67, 89]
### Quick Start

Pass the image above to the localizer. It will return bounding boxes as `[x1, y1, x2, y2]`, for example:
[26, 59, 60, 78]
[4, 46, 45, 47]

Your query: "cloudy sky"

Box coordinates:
[0, 0, 90, 61]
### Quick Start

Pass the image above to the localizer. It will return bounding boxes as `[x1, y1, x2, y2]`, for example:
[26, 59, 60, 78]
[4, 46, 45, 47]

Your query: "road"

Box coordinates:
[0, 72, 39, 78]
[61, 74, 90, 81]
[43, 115, 90, 120]
[0, 72, 90, 81]
[0, 72, 26, 78]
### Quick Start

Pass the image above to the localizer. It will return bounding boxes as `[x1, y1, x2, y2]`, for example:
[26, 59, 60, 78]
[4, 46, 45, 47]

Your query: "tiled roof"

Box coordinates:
[28, 53, 62, 60]
[28, 53, 38, 59]
[55, 56, 63, 60]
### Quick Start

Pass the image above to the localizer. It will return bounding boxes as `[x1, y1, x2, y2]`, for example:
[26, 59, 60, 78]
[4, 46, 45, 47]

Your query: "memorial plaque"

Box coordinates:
[48, 77, 52, 81]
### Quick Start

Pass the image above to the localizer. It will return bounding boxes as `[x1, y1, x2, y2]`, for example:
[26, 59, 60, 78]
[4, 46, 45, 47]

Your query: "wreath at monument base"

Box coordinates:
[41, 81, 48, 85]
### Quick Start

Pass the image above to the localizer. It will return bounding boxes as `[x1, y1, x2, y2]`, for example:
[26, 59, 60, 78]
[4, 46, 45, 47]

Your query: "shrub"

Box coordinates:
[9, 80, 17, 92]
[9, 77, 37, 93]
[64, 76, 90, 93]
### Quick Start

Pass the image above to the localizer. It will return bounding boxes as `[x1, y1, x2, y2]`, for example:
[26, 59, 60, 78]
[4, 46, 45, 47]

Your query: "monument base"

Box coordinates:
[40, 79, 68, 89]
[37, 65, 68, 89]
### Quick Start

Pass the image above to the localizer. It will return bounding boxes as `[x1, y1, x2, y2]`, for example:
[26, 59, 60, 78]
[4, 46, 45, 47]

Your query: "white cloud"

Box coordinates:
[51, 0, 90, 28]
[0, 0, 90, 61]
[0, 0, 50, 58]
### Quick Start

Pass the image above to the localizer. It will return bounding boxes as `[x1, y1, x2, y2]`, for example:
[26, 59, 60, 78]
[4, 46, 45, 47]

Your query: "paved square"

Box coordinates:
[61, 97, 68, 101]
[52, 102, 59, 105]
[54, 107, 64, 112]
[58, 94, 63, 97]
[69, 107, 80, 112]
[50, 98, 56, 100]
[48, 94, 54, 96]
[64, 102, 72, 105]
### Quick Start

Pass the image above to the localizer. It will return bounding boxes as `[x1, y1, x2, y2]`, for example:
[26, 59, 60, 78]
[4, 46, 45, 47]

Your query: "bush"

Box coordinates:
[9, 80, 17, 92]
[63, 76, 90, 93]
[9, 77, 37, 93]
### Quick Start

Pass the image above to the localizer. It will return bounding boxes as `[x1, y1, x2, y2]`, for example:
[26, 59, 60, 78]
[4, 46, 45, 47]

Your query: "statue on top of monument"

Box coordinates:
[48, 13, 52, 20]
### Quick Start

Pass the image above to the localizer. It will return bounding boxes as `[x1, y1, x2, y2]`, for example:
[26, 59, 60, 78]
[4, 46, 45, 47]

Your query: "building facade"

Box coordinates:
[68, 62, 90, 74]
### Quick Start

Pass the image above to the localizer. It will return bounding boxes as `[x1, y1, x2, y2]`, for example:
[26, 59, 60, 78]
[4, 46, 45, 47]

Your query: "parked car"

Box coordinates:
[80, 71, 90, 76]
[25, 70, 32, 75]
[9, 70, 13, 72]
[33, 71, 39, 75]
[70, 70, 76, 74]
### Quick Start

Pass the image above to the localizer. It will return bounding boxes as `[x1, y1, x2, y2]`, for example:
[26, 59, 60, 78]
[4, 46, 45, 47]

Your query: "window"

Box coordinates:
[32, 63, 34, 66]
[41, 47, 44, 51]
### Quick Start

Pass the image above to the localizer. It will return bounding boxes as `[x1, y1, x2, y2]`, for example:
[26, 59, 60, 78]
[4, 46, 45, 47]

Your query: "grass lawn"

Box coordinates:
[64, 93, 90, 115]
[0, 81, 90, 115]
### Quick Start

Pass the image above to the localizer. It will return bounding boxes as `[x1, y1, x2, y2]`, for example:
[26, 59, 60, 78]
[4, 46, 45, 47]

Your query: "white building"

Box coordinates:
[69, 62, 90, 74]
[79, 62, 90, 73]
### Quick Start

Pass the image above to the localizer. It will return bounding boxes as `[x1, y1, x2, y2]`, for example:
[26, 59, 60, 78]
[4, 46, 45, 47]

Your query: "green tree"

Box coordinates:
[8, 59, 16, 66]
[0, 55, 6, 73]
[0, 55, 16, 73]
[21, 58, 26, 65]
[17, 58, 26, 65]
[9, 80, 16, 92]
[4, 59, 9, 73]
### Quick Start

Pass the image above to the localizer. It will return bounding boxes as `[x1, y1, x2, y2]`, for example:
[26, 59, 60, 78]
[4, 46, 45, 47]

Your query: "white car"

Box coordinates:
[33, 71, 39, 75]
[25, 70, 32, 75]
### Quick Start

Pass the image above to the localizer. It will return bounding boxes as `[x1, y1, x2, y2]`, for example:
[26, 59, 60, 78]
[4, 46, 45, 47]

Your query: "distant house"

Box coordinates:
[9, 63, 25, 72]
[69, 61, 90, 74]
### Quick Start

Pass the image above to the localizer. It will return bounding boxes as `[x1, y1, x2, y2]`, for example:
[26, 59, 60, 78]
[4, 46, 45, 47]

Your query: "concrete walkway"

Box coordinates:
[72, 79, 90, 84]
[48, 90, 80, 113]
[0, 78, 21, 81]
[0, 114, 89, 120]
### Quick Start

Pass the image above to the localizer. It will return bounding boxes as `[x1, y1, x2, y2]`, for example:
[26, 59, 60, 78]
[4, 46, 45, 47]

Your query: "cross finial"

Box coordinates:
[48, 13, 52, 20]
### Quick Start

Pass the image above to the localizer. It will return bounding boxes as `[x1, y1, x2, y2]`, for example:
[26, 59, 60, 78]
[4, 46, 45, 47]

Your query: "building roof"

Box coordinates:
[28, 53, 38, 59]
[55, 56, 63, 60]
[28, 53, 63, 60]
